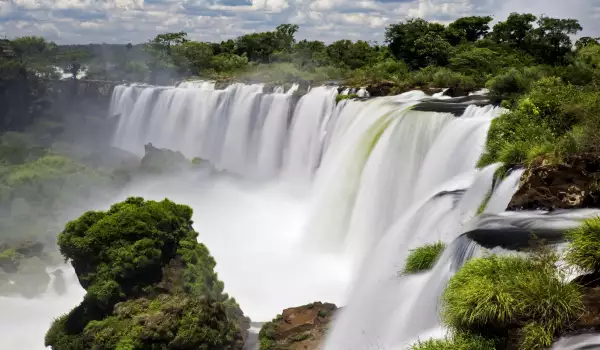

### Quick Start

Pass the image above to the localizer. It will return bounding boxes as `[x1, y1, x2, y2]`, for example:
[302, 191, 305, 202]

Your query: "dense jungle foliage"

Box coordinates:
[45, 197, 249, 350]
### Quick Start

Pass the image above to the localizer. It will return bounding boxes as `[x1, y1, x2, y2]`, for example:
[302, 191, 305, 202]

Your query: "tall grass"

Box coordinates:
[403, 242, 446, 274]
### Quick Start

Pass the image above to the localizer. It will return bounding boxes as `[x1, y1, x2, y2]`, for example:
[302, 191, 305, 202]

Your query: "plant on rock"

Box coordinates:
[565, 216, 600, 273]
[403, 241, 446, 274]
[441, 251, 582, 349]
[409, 332, 496, 350]
[45, 197, 248, 350]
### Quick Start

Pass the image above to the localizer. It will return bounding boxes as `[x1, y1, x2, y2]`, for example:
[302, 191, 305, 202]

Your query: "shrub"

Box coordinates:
[441, 253, 582, 348]
[478, 77, 591, 168]
[450, 47, 498, 77]
[409, 332, 496, 350]
[431, 69, 476, 92]
[485, 66, 549, 104]
[403, 242, 446, 274]
[565, 216, 600, 272]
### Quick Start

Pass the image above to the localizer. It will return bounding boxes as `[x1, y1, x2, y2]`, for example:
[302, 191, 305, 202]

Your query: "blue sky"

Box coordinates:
[1, 0, 599, 44]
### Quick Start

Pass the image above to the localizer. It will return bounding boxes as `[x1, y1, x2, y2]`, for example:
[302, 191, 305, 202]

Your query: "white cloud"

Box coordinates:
[0, 0, 598, 44]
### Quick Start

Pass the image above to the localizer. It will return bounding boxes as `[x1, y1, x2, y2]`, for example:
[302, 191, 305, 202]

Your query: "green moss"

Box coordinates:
[441, 252, 582, 349]
[336, 93, 359, 103]
[476, 190, 492, 215]
[317, 309, 329, 318]
[46, 197, 247, 350]
[565, 216, 600, 272]
[403, 242, 446, 274]
[290, 332, 312, 343]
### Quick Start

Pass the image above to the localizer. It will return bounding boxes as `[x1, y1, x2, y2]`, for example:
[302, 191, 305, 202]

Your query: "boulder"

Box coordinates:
[259, 302, 337, 350]
[508, 154, 600, 211]
[140, 143, 191, 174]
[365, 81, 398, 97]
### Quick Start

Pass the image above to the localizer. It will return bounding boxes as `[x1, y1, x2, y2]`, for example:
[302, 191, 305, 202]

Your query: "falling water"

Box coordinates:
[10, 80, 593, 349]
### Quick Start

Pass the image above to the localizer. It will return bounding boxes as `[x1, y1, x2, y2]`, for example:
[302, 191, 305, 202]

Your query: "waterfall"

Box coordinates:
[110, 82, 335, 180]
[79, 82, 590, 349]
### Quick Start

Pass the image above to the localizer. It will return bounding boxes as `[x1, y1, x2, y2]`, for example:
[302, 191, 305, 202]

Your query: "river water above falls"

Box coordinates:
[2, 82, 594, 349]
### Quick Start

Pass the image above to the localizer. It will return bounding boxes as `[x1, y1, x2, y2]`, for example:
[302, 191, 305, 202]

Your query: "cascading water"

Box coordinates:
[109, 83, 526, 348]
[110, 81, 334, 180]
[9, 80, 594, 350]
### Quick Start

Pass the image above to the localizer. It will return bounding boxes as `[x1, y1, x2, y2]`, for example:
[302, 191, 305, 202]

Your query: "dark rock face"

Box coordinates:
[259, 302, 337, 350]
[443, 86, 471, 97]
[365, 81, 397, 97]
[508, 154, 600, 211]
[140, 143, 191, 174]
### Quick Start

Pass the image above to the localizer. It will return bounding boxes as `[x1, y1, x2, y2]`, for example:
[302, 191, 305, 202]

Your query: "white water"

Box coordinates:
[0, 267, 85, 350]
[6, 81, 589, 349]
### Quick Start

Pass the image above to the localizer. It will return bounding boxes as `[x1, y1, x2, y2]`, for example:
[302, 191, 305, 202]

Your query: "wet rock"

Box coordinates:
[140, 143, 190, 174]
[14, 240, 44, 258]
[508, 154, 600, 211]
[443, 86, 471, 97]
[12, 256, 51, 298]
[259, 302, 337, 350]
[365, 81, 398, 97]
[52, 269, 67, 296]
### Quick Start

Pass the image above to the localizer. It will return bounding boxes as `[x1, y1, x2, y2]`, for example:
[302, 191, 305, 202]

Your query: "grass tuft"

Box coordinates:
[565, 216, 600, 273]
[403, 242, 446, 274]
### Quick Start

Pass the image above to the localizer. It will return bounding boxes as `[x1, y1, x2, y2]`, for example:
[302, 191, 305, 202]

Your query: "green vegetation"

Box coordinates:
[336, 94, 359, 103]
[258, 314, 282, 350]
[409, 332, 496, 350]
[45, 197, 248, 350]
[403, 242, 446, 274]
[565, 217, 600, 273]
[431, 247, 582, 350]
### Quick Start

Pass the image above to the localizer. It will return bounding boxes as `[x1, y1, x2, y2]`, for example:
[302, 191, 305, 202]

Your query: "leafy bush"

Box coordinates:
[441, 252, 582, 348]
[345, 59, 409, 86]
[403, 242, 446, 274]
[565, 216, 600, 272]
[407, 66, 476, 92]
[478, 77, 595, 168]
[485, 67, 542, 103]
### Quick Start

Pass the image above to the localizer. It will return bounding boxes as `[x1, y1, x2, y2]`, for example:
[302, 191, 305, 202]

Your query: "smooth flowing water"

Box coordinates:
[4, 81, 593, 350]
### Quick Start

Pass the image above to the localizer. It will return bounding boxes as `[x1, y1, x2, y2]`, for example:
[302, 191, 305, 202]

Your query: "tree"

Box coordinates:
[148, 31, 188, 55]
[490, 13, 537, 49]
[448, 16, 493, 42]
[575, 37, 600, 51]
[9, 36, 57, 77]
[529, 16, 582, 64]
[414, 32, 453, 67]
[57, 49, 90, 79]
[326, 40, 379, 69]
[235, 32, 278, 62]
[385, 18, 451, 68]
[293, 40, 329, 68]
[275, 24, 299, 53]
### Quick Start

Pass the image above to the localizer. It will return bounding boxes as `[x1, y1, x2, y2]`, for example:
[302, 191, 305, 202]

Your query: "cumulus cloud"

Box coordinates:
[0, 0, 598, 44]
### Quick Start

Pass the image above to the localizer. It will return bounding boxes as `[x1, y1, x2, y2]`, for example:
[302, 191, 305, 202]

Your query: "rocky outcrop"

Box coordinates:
[140, 143, 192, 174]
[45, 197, 249, 350]
[259, 302, 337, 350]
[508, 154, 600, 211]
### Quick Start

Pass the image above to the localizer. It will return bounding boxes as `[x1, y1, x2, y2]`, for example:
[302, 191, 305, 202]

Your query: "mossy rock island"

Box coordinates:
[45, 197, 250, 350]
[258, 302, 337, 350]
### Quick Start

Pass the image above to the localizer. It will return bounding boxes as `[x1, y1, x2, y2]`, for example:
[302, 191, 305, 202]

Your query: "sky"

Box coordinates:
[0, 0, 599, 44]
